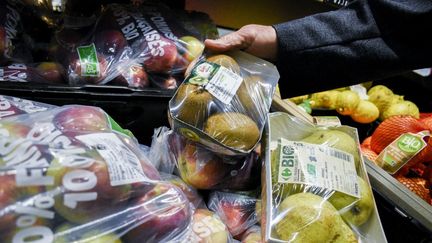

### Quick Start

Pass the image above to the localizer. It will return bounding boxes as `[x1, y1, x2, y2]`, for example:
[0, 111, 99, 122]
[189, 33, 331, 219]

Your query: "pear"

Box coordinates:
[336, 90, 360, 116]
[310, 90, 339, 109]
[367, 85, 394, 115]
[350, 100, 379, 124]
[328, 176, 374, 227]
[174, 83, 213, 128]
[301, 129, 360, 169]
[289, 95, 309, 105]
[274, 193, 357, 242]
[382, 100, 420, 120]
[204, 112, 260, 151]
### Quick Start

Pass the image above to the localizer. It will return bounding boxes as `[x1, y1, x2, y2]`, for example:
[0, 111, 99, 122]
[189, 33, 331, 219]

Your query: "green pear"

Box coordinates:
[301, 129, 360, 170]
[329, 176, 374, 226]
[274, 193, 357, 242]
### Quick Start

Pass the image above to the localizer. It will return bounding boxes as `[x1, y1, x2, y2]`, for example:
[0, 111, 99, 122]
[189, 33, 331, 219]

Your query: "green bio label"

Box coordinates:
[76, 44, 100, 77]
[278, 142, 296, 182]
[377, 131, 429, 174]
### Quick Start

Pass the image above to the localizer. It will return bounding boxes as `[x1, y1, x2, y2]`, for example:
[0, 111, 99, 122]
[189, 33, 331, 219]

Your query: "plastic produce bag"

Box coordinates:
[0, 95, 55, 119]
[160, 173, 204, 209]
[0, 0, 31, 64]
[169, 51, 279, 155]
[57, 2, 217, 89]
[262, 112, 385, 242]
[0, 62, 65, 83]
[207, 191, 258, 238]
[0, 105, 195, 242]
[149, 127, 261, 190]
[239, 225, 262, 243]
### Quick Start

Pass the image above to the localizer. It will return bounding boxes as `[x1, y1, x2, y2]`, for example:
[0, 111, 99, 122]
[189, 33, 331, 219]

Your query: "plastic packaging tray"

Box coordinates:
[263, 112, 387, 242]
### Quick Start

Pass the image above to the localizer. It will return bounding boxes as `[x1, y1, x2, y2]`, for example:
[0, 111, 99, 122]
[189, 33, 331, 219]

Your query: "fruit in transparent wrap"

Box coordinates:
[0, 105, 195, 242]
[149, 127, 261, 190]
[207, 191, 258, 238]
[54, 3, 216, 89]
[0, 95, 55, 120]
[169, 51, 279, 155]
[263, 112, 382, 242]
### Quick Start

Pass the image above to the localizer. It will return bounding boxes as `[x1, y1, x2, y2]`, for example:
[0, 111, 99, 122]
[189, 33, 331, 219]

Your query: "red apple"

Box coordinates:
[143, 37, 178, 73]
[208, 192, 258, 237]
[113, 64, 150, 89]
[94, 30, 127, 56]
[36, 62, 65, 84]
[125, 182, 191, 242]
[46, 158, 131, 223]
[53, 105, 109, 132]
[163, 174, 203, 208]
[68, 52, 108, 84]
[151, 75, 178, 90]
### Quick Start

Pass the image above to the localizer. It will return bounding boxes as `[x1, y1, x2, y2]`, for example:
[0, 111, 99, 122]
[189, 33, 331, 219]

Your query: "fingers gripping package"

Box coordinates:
[169, 51, 279, 155]
[0, 105, 197, 243]
[149, 127, 261, 190]
[262, 112, 386, 242]
[57, 3, 216, 89]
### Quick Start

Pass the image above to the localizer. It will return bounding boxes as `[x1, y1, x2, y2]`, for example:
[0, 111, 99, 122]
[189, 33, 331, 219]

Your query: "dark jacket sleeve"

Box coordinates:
[273, 0, 432, 98]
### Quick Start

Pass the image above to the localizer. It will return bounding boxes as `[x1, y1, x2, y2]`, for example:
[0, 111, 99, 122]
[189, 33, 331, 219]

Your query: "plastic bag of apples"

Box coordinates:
[55, 2, 216, 89]
[0, 104, 199, 242]
[0, 94, 55, 120]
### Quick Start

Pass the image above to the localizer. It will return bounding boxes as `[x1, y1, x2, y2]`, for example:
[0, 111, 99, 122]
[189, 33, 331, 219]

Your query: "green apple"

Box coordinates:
[180, 36, 204, 62]
[328, 176, 374, 226]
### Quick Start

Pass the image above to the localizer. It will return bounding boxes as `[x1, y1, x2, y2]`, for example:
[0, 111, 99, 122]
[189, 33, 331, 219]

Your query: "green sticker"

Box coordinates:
[107, 115, 133, 138]
[76, 44, 100, 77]
[397, 134, 425, 154]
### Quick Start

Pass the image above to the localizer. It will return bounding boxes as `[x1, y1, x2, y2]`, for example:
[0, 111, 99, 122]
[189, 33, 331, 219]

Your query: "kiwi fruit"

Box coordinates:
[204, 112, 260, 151]
[206, 54, 241, 74]
[175, 83, 213, 128]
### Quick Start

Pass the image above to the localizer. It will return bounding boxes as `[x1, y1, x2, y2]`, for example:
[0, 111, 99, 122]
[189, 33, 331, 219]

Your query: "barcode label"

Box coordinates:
[76, 133, 147, 186]
[205, 66, 243, 104]
[329, 149, 353, 162]
[277, 138, 359, 198]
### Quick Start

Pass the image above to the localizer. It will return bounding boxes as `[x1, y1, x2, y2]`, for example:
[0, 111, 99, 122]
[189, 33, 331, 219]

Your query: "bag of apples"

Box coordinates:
[262, 112, 385, 242]
[148, 127, 261, 191]
[168, 51, 279, 156]
[57, 2, 216, 89]
[0, 62, 66, 84]
[0, 94, 55, 120]
[0, 0, 32, 64]
[0, 105, 196, 242]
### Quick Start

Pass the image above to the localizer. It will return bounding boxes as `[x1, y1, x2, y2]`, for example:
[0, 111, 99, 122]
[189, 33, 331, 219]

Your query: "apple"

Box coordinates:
[53, 105, 109, 132]
[46, 158, 131, 223]
[113, 64, 150, 89]
[0, 122, 31, 138]
[179, 36, 204, 62]
[36, 62, 66, 84]
[124, 182, 191, 243]
[54, 223, 122, 243]
[68, 51, 108, 84]
[208, 192, 257, 237]
[177, 142, 227, 189]
[143, 37, 178, 73]
[163, 174, 203, 208]
[190, 209, 229, 243]
[94, 30, 127, 56]
[150, 75, 178, 90]
[0, 174, 44, 234]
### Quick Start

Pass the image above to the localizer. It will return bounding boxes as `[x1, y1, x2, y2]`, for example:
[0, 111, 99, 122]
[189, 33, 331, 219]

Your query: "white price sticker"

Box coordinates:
[205, 66, 243, 104]
[76, 133, 147, 186]
[278, 138, 359, 198]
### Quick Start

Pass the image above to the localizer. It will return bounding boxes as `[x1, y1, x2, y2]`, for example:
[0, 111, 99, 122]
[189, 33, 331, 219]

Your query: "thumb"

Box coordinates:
[204, 31, 250, 52]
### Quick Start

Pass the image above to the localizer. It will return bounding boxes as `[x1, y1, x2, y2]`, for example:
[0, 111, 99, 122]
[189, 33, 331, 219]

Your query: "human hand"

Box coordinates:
[204, 24, 278, 61]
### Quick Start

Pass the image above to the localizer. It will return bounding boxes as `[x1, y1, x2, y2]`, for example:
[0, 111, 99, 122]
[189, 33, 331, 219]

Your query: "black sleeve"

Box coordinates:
[273, 0, 432, 98]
